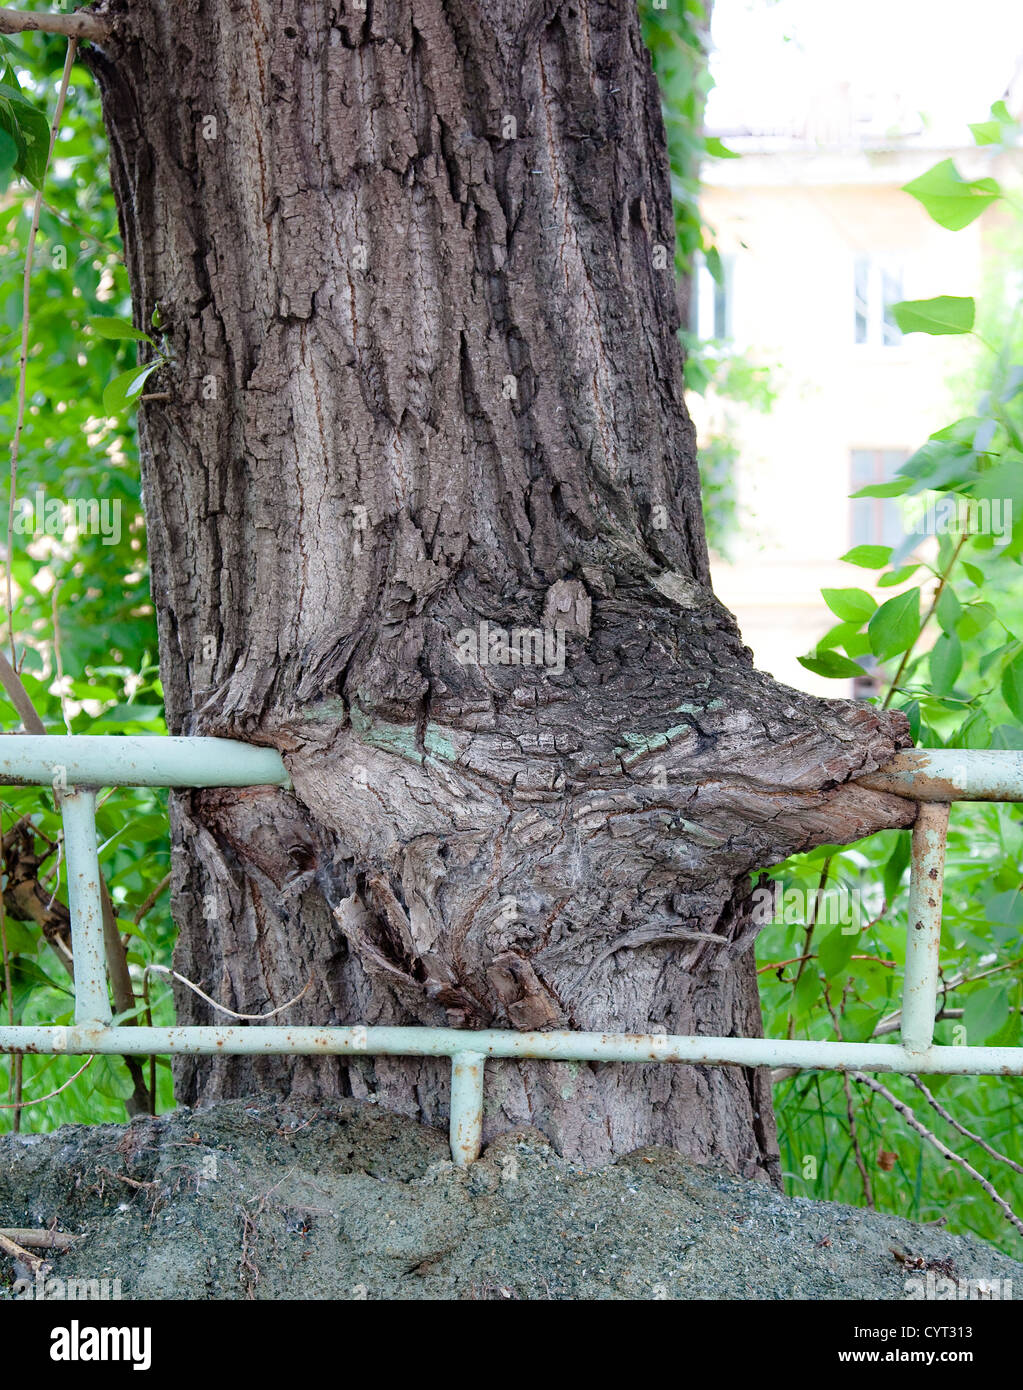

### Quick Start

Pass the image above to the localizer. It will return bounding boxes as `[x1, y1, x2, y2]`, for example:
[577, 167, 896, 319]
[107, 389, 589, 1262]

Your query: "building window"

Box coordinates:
[850, 449, 908, 548]
[854, 256, 904, 346]
[691, 253, 734, 341]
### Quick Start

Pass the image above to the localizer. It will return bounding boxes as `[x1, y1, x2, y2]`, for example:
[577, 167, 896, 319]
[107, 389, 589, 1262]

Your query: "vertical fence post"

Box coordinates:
[60, 787, 112, 1025]
[902, 801, 950, 1055]
[449, 1051, 485, 1165]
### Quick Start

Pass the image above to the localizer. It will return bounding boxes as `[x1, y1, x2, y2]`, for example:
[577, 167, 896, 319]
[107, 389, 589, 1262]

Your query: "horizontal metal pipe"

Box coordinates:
[0, 740, 1017, 803]
[855, 749, 1023, 802]
[0, 735, 289, 789]
[1, 1025, 1020, 1074]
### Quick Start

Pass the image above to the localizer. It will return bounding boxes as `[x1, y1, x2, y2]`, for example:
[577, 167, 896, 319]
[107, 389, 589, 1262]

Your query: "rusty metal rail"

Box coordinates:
[0, 737, 1019, 1164]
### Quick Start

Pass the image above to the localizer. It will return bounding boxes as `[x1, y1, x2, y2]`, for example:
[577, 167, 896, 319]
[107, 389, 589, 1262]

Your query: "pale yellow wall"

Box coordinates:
[697, 151, 1000, 697]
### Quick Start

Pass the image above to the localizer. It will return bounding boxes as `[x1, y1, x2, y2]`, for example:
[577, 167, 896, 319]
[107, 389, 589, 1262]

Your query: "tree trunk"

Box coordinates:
[88, 0, 914, 1175]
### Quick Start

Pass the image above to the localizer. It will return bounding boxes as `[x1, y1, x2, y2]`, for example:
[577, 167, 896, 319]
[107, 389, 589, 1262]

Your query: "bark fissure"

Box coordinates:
[90, 0, 913, 1173]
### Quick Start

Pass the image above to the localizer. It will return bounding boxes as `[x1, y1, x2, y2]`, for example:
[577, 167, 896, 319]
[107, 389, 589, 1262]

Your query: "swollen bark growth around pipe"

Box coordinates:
[88, 0, 914, 1172]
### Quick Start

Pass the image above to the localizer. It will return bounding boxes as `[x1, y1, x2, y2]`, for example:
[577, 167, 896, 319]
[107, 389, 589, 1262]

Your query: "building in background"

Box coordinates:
[696, 0, 1023, 696]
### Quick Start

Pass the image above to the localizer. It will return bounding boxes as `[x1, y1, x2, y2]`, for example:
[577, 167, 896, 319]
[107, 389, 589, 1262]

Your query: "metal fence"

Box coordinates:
[0, 736, 1020, 1164]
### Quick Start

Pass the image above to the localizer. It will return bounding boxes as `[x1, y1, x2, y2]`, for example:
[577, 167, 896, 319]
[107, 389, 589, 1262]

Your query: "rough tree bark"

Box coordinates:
[88, 0, 914, 1175]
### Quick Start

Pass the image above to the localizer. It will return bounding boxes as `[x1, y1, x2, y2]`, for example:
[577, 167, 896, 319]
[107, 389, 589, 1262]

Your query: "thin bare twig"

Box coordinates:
[908, 1073, 1023, 1177]
[883, 533, 969, 709]
[0, 649, 46, 732]
[786, 857, 831, 1040]
[824, 984, 874, 1208]
[873, 958, 1022, 1038]
[0, 1226, 76, 1250]
[38, 196, 122, 257]
[0, 1227, 46, 1275]
[842, 1071, 874, 1207]
[771, 955, 1023, 1081]
[50, 583, 71, 733]
[0, 804, 22, 1127]
[0, 1052, 93, 1108]
[144, 963, 312, 1021]
[852, 1071, 1023, 1236]
[0, 7, 106, 40]
[133, 871, 171, 926]
[95, 1166, 158, 1191]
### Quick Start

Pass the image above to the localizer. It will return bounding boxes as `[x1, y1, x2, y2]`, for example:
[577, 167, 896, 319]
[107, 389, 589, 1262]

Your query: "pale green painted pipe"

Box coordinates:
[450, 1051, 485, 1165]
[1, 1025, 1021, 1074]
[855, 749, 1023, 802]
[60, 788, 111, 1025]
[1, 735, 1022, 1165]
[902, 802, 948, 1055]
[0, 735, 289, 788]
[0, 736, 1019, 801]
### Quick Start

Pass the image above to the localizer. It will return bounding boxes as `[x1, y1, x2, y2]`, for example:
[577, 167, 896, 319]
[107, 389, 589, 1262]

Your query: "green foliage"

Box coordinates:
[892, 295, 976, 336]
[772, 107, 1023, 1258]
[641, 1, 775, 556]
[0, 40, 51, 190]
[902, 158, 1001, 231]
[970, 99, 1016, 148]
[0, 28, 173, 1131]
[640, 0, 715, 277]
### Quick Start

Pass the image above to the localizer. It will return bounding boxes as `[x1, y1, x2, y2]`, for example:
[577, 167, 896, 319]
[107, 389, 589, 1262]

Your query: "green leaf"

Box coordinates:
[818, 621, 862, 653]
[704, 135, 740, 159]
[970, 458, 1023, 519]
[957, 601, 996, 639]
[10, 957, 69, 994]
[899, 698, 921, 742]
[902, 158, 1001, 230]
[818, 926, 857, 980]
[840, 545, 893, 569]
[1000, 650, 1023, 721]
[956, 709, 993, 748]
[821, 587, 876, 623]
[900, 437, 978, 493]
[962, 986, 1010, 1044]
[0, 83, 50, 188]
[984, 889, 1023, 931]
[883, 831, 911, 903]
[0, 123, 16, 189]
[979, 640, 1021, 681]
[793, 967, 821, 1017]
[842, 1005, 886, 1043]
[868, 588, 921, 661]
[929, 632, 962, 695]
[850, 477, 912, 499]
[961, 560, 985, 586]
[90, 1055, 136, 1101]
[878, 564, 921, 588]
[0, 920, 35, 955]
[891, 295, 975, 336]
[935, 584, 961, 635]
[797, 651, 866, 680]
[842, 631, 872, 659]
[970, 102, 1016, 148]
[88, 315, 154, 345]
[999, 364, 1023, 404]
[102, 361, 160, 415]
